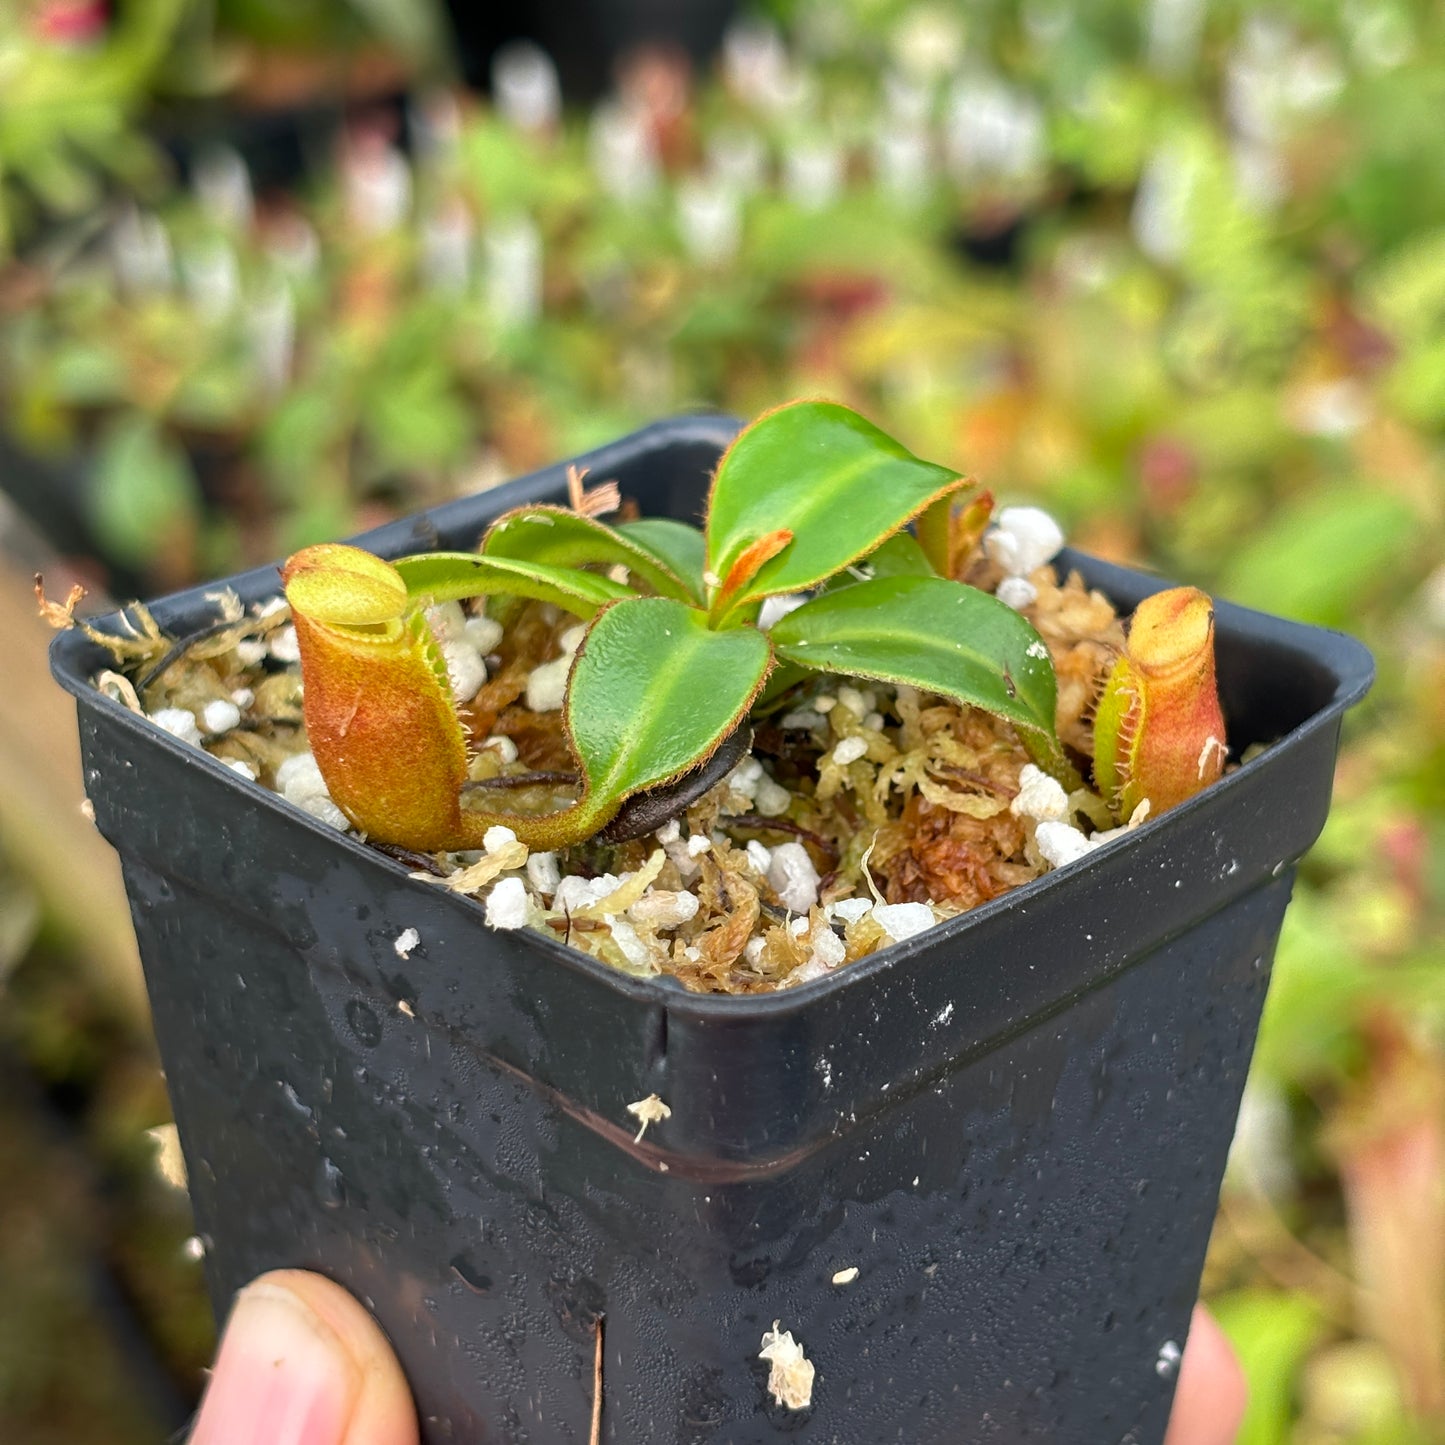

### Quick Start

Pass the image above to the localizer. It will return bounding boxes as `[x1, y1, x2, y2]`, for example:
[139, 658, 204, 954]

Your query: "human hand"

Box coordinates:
[191, 1272, 1245, 1444]
[1163, 1305, 1249, 1445]
[188, 1270, 418, 1445]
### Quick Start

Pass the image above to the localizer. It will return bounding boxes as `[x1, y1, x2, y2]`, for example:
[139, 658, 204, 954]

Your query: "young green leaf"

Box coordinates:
[481, 506, 697, 601]
[452, 599, 773, 849]
[705, 400, 971, 617]
[709, 528, 795, 622]
[566, 597, 773, 812]
[393, 551, 632, 619]
[769, 575, 1064, 767]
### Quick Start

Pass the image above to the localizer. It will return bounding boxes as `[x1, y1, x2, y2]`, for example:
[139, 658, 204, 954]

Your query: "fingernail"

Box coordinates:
[190, 1279, 358, 1445]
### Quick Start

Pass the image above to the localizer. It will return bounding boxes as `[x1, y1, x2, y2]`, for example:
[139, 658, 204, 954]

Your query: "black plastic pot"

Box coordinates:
[52, 414, 1373, 1443]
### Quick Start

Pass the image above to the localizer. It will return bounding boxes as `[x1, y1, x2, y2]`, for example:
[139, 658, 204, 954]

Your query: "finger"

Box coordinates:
[1163, 1304, 1248, 1445]
[189, 1269, 419, 1445]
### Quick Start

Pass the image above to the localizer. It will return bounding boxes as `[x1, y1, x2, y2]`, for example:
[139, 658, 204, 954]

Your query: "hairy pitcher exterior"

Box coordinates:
[1092, 586, 1227, 822]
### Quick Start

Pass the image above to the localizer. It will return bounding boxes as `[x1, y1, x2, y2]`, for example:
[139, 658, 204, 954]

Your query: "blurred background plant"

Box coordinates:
[0, 0, 1442, 1441]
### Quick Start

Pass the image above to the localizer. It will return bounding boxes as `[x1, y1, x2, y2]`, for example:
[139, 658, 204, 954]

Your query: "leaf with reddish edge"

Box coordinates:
[705, 399, 973, 619]
[1092, 586, 1227, 822]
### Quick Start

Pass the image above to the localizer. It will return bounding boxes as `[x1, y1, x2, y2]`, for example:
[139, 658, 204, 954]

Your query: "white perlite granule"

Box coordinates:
[1034, 820, 1100, 869]
[525, 654, 571, 712]
[276, 751, 325, 796]
[464, 614, 504, 653]
[831, 735, 869, 767]
[551, 874, 616, 914]
[786, 921, 847, 987]
[996, 576, 1038, 611]
[1010, 763, 1070, 823]
[149, 708, 202, 746]
[759, 1322, 815, 1410]
[201, 698, 241, 735]
[768, 842, 820, 913]
[441, 639, 487, 703]
[426, 601, 468, 641]
[872, 902, 935, 942]
[297, 794, 349, 831]
[274, 752, 348, 829]
[480, 734, 518, 763]
[984, 505, 1064, 577]
[753, 772, 792, 816]
[526, 851, 562, 894]
[727, 756, 764, 798]
[269, 624, 301, 663]
[484, 876, 532, 929]
[393, 928, 420, 959]
[828, 897, 873, 924]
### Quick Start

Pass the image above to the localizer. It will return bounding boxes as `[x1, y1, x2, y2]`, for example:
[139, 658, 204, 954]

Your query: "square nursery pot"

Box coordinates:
[51, 415, 1373, 1444]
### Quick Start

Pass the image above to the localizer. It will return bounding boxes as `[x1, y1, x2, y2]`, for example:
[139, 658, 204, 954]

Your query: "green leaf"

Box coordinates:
[616, 518, 707, 601]
[393, 552, 632, 620]
[567, 597, 772, 809]
[482, 507, 696, 601]
[705, 400, 969, 616]
[770, 576, 1059, 747]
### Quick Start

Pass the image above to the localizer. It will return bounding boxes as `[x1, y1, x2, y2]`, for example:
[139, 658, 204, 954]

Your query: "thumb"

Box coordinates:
[190, 1269, 419, 1445]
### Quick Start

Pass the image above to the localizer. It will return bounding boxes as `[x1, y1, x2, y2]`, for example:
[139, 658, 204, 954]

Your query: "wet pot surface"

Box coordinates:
[53, 414, 1373, 1443]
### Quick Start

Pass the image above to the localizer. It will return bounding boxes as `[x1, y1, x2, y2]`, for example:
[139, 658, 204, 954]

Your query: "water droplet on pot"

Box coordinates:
[1155, 1339, 1182, 1378]
[317, 1157, 345, 1208]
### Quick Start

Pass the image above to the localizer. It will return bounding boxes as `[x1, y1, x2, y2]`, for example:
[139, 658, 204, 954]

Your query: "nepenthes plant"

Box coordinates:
[282, 400, 1223, 853]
